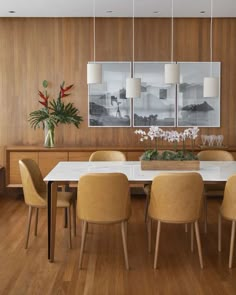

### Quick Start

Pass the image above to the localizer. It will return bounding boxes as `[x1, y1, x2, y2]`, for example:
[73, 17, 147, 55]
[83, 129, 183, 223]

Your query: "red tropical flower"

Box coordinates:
[60, 84, 73, 98]
[38, 90, 49, 107]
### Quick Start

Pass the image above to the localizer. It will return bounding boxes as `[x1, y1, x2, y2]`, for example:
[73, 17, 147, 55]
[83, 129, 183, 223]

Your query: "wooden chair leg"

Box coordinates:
[72, 201, 76, 236]
[144, 192, 150, 222]
[67, 207, 72, 249]
[25, 206, 33, 249]
[147, 217, 152, 253]
[121, 221, 129, 270]
[34, 208, 39, 236]
[80, 220, 84, 233]
[191, 223, 194, 252]
[124, 220, 127, 240]
[204, 194, 208, 234]
[154, 220, 161, 269]
[80, 220, 89, 234]
[218, 213, 222, 252]
[185, 224, 188, 233]
[194, 221, 203, 269]
[79, 221, 87, 269]
[229, 220, 236, 268]
[64, 208, 68, 228]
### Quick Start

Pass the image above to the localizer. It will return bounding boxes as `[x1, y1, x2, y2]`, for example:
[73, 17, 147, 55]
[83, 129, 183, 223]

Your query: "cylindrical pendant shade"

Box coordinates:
[126, 77, 141, 98]
[203, 77, 219, 97]
[165, 63, 180, 84]
[87, 63, 102, 84]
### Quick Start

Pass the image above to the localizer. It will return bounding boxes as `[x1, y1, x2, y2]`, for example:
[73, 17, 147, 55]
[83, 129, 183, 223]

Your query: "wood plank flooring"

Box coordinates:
[0, 193, 236, 295]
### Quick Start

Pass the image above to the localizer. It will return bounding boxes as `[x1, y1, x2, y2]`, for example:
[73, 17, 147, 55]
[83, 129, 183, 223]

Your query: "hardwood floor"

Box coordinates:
[0, 192, 236, 295]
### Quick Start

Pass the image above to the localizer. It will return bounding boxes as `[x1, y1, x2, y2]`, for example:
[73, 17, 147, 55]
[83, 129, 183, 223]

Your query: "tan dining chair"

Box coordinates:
[143, 150, 174, 222]
[89, 150, 126, 161]
[147, 172, 204, 269]
[19, 158, 76, 249]
[77, 172, 131, 270]
[197, 150, 234, 161]
[197, 150, 234, 233]
[218, 174, 236, 268]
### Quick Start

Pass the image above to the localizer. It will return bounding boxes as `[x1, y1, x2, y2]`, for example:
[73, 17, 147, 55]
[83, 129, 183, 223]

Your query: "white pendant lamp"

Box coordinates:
[165, 63, 180, 84]
[203, 0, 219, 97]
[165, 0, 180, 84]
[126, 77, 141, 98]
[126, 0, 141, 98]
[87, 0, 102, 84]
[204, 76, 219, 97]
[87, 63, 102, 84]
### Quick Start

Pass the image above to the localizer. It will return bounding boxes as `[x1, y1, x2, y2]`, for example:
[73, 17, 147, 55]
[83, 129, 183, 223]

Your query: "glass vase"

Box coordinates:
[44, 125, 55, 148]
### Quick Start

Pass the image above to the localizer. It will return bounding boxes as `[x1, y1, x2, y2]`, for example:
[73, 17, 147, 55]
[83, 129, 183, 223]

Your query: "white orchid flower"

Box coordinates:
[135, 126, 199, 148]
[167, 130, 180, 143]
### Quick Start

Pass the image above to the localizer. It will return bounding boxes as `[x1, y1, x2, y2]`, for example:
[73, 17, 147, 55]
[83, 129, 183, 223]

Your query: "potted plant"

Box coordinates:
[29, 80, 83, 147]
[135, 126, 200, 170]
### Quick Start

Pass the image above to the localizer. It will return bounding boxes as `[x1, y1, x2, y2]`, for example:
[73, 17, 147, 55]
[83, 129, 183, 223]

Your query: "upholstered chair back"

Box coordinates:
[149, 172, 204, 223]
[77, 173, 131, 223]
[89, 150, 126, 161]
[19, 159, 46, 207]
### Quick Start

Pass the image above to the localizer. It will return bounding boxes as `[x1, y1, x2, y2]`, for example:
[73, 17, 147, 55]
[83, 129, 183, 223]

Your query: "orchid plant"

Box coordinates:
[29, 80, 83, 147]
[135, 126, 199, 161]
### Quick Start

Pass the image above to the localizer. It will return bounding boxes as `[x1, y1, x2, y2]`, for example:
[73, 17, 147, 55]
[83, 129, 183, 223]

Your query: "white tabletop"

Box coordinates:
[44, 161, 236, 183]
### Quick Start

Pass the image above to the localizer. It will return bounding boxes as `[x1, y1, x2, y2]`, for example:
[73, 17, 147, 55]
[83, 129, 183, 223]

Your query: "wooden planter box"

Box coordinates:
[141, 160, 200, 171]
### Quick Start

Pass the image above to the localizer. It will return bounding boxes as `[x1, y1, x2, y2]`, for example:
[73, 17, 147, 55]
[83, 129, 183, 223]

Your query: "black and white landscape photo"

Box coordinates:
[177, 62, 221, 127]
[133, 62, 176, 127]
[88, 62, 131, 127]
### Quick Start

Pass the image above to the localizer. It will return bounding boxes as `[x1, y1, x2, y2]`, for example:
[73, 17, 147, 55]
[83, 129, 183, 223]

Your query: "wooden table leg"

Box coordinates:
[47, 181, 57, 262]
[47, 181, 52, 260]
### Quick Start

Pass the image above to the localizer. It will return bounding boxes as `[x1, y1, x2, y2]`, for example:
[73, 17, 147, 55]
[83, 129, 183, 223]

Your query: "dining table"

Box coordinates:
[44, 160, 236, 262]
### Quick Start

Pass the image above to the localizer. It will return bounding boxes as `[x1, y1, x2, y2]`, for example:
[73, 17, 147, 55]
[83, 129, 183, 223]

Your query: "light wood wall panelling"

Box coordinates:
[0, 146, 3, 165]
[174, 18, 209, 61]
[135, 18, 171, 61]
[0, 18, 236, 150]
[218, 18, 236, 147]
[96, 18, 132, 61]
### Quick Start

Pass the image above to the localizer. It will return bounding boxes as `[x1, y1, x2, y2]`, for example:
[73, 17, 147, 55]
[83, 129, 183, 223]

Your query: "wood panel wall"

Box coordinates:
[0, 17, 236, 163]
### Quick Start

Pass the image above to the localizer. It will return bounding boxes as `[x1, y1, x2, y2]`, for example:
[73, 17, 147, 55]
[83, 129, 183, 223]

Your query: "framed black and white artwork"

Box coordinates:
[177, 62, 221, 127]
[133, 62, 176, 127]
[88, 62, 131, 127]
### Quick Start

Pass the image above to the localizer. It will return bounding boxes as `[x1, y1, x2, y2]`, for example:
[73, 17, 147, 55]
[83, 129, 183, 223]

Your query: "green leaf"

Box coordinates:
[42, 80, 48, 88]
[141, 149, 159, 160]
[140, 149, 198, 161]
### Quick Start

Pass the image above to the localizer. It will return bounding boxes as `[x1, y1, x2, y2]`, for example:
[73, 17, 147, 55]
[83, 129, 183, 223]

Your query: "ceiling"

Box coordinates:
[1, 0, 236, 18]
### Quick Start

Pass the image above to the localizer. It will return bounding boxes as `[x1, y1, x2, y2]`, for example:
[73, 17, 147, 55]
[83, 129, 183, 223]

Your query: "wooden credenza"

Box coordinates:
[4, 145, 236, 188]
[4, 146, 146, 187]
[0, 166, 4, 193]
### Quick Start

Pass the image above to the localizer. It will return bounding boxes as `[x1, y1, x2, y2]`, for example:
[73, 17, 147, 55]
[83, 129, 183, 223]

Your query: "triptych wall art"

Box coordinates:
[88, 62, 220, 127]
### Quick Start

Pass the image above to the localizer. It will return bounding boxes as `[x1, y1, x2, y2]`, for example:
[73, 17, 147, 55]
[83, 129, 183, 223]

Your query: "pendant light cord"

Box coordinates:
[210, 0, 213, 76]
[93, 0, 96, 63]
[132, 0, 135, 78]
[171, 0, 174, 63]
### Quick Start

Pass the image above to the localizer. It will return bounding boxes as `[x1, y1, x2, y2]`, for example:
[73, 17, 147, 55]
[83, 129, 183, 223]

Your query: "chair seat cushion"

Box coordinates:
[56, 192, 75, 208]
[204, 183, 225, 197]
